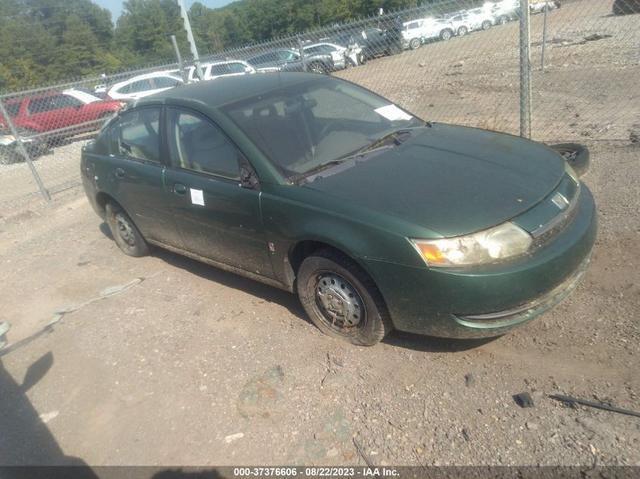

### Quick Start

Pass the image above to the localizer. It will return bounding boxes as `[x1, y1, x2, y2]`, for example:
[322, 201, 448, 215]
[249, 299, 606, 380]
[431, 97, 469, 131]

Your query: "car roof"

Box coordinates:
[137, 72, 317, 110]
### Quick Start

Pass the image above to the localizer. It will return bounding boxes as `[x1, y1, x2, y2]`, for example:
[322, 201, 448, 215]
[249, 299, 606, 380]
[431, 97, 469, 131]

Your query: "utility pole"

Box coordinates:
[519, 0, 532, 139]
[170, 35, 187, 82]
[176, 0, 204, 81]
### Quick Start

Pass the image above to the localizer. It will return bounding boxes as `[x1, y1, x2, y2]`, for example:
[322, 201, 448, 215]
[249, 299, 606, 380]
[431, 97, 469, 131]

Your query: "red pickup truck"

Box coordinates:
[0, 89, 123, 140]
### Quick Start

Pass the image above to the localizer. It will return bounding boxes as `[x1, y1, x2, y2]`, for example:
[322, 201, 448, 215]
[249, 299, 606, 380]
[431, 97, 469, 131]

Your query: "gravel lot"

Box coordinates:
[0, 0, 639, 469]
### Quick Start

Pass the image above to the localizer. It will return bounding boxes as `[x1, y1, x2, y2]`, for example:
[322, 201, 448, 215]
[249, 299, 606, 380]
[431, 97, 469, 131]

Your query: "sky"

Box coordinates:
[93, 0, 236, 21]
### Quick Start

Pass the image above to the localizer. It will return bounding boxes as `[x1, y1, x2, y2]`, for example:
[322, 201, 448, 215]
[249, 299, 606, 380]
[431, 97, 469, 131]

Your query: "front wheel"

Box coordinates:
[308, 62, 328, 74]
[409, 38, 421, 50]
[106, 202, 149, 257]
[297, 249, 392, 346]
[440, 29, 453, 41]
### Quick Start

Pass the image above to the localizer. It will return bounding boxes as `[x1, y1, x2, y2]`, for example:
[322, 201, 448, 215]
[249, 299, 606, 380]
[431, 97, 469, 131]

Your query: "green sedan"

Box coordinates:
[81, 73, 596, 346]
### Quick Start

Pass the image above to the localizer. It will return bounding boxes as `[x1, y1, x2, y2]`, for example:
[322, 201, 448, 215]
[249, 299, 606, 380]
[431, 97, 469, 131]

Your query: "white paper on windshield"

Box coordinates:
[190, 188, 205, 206]
[375, 104, 412, 122]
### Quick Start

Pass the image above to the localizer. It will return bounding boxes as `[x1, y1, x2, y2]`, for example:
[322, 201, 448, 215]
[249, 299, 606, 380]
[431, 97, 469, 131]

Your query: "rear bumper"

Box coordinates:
[362, 185, 597, 338]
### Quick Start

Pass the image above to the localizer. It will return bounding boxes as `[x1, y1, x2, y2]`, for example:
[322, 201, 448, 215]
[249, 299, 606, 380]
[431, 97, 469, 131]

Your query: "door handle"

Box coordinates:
[173, 183, 187, 195]
[114, 168, 125, 179]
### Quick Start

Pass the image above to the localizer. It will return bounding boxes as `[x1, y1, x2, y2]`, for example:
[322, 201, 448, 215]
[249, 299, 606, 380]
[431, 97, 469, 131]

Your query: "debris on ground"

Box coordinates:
[464, 373, 476, 387]
[224, 432, 244, 444]
[549, 394, 640, 418]
[513, 392, 535, 408]
[237, 366, 285, 419]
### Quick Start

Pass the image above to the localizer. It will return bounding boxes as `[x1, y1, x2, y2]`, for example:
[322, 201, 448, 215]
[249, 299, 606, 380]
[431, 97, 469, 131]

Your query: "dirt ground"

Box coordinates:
[1, 0, 639, 469]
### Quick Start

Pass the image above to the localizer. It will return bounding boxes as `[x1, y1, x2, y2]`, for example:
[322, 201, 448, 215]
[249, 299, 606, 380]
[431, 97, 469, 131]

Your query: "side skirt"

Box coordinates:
[147, 239, 294, 293]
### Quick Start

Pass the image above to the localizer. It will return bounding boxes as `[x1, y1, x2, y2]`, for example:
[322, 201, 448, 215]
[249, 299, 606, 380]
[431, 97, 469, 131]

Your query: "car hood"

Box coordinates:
[302, 123, 565, 237]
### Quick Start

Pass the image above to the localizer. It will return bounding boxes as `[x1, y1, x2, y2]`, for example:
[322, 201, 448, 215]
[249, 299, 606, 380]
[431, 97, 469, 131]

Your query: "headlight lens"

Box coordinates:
[410, 222, 532, 267]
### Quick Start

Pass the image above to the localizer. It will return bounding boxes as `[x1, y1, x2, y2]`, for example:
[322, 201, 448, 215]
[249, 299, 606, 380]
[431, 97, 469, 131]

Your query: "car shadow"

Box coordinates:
[0, 353, 98, 476]
[98, 223, 502, 353]
[384, 330, 499, 353]
[152, 247, 309, 324]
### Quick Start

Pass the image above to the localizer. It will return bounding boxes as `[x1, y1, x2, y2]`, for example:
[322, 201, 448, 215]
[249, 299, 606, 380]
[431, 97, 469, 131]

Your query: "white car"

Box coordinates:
[488, 0, 520, 24]
[107, 72, 184, 101]
[302, 43, 349, 69]
[401, 17, 456, 49]
[462, 7, 498, 32]
[530, 1, 560, 14]
[183, 60, 256, 82]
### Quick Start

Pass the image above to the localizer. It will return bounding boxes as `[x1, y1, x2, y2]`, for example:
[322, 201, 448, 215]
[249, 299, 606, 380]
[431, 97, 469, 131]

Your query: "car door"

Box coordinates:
[26, 95, 74, 132]
[162, 107, 273, 277]
[102, 106, 183, 247]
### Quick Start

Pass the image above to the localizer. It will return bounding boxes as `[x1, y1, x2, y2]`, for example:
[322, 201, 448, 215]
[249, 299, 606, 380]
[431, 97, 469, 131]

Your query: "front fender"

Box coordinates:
[260, 186, 426, 289]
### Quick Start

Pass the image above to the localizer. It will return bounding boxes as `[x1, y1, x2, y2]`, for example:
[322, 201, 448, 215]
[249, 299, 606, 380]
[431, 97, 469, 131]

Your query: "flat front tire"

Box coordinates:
[106, 202, 149, 257]
[297, 249, 392, 346]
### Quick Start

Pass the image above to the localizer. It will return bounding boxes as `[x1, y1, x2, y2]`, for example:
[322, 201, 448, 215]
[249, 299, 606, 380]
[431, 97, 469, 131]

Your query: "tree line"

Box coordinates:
[0, 0, 463, 91]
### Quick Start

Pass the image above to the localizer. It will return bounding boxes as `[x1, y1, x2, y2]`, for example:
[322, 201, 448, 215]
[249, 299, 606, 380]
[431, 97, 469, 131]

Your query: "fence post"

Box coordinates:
[298, 36, 307, 72]
[0, 99, 51, 202]
[541, 3, 549, 71]
[176, 0, 204, 81]
[170, 34, 188, 83]
[519, 0, 532, 139]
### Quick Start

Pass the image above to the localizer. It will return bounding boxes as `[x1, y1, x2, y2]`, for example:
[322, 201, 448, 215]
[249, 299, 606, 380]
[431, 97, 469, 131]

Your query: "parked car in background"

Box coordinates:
[613, 0, 640, 14]
[530, 1, 560, 14]
[324, 32, 365, 65]
[401, 17, 456, 49]
[302, 43, 348, 70]
[182, 60, 256, 82]
[360, 26, 403, 58]
[247, 48, 334, 74]
[107, 72, 184, 101]
[462, 7, 497, 31]
[82, 73, 595, 346]
[442, 13, 473, 37]
[0, 90, 123, 140]
[489, 0, 520, 24]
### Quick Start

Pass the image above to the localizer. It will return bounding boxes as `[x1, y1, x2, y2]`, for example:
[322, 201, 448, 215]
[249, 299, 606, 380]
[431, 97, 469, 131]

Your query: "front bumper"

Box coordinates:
[362, 185, 597, 338]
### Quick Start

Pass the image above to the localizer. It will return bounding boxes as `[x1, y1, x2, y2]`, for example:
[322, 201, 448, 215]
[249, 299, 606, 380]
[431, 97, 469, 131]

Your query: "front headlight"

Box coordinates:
[410, 222, 533, 268]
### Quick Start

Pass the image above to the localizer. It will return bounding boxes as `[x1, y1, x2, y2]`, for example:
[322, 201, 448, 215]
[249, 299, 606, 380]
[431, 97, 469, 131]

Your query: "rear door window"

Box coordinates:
[108, 108, 161, 162]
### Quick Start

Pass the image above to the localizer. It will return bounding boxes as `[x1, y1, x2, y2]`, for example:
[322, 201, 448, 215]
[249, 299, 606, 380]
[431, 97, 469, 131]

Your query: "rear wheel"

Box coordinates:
[105, 202, 149, 257]
[482, 20, 493, 30]
[499, 15, 510, 25]
[457, 26, 468, 36]
[440, 29, 453, 41]
[297, 249, 392, 346]
[409, 38, 421, 50]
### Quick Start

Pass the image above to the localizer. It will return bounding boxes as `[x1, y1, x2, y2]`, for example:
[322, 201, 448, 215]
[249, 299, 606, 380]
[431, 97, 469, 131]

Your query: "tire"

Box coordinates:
[457, 26, 468, 36]
[481, 20, 492, 30]
[499, 15, 509, 25]
[440, 29, 453, 41]
[308, 62, 328, 74]
[409, 38, 421, 50]
[105, 202, 149, 257]
[297, 249, 392, 346]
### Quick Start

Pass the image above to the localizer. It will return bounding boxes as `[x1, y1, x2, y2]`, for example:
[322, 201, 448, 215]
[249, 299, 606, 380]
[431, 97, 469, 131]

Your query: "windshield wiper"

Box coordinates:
[292, 128, 419, 184]
[355, 128, 415, 155]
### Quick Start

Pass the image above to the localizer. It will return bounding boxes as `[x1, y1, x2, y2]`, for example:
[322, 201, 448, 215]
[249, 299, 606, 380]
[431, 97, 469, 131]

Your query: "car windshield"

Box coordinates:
[222, 76, 423, 179]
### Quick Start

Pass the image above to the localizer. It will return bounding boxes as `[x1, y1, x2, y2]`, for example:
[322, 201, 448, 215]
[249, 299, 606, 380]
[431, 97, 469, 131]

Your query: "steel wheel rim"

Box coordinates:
[115, 213, 136, 247]
[313, 272, 366, 332]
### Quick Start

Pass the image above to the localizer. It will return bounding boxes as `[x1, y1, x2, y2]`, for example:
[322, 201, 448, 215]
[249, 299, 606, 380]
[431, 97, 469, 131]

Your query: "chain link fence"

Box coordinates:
[0, 0, 638, 214]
